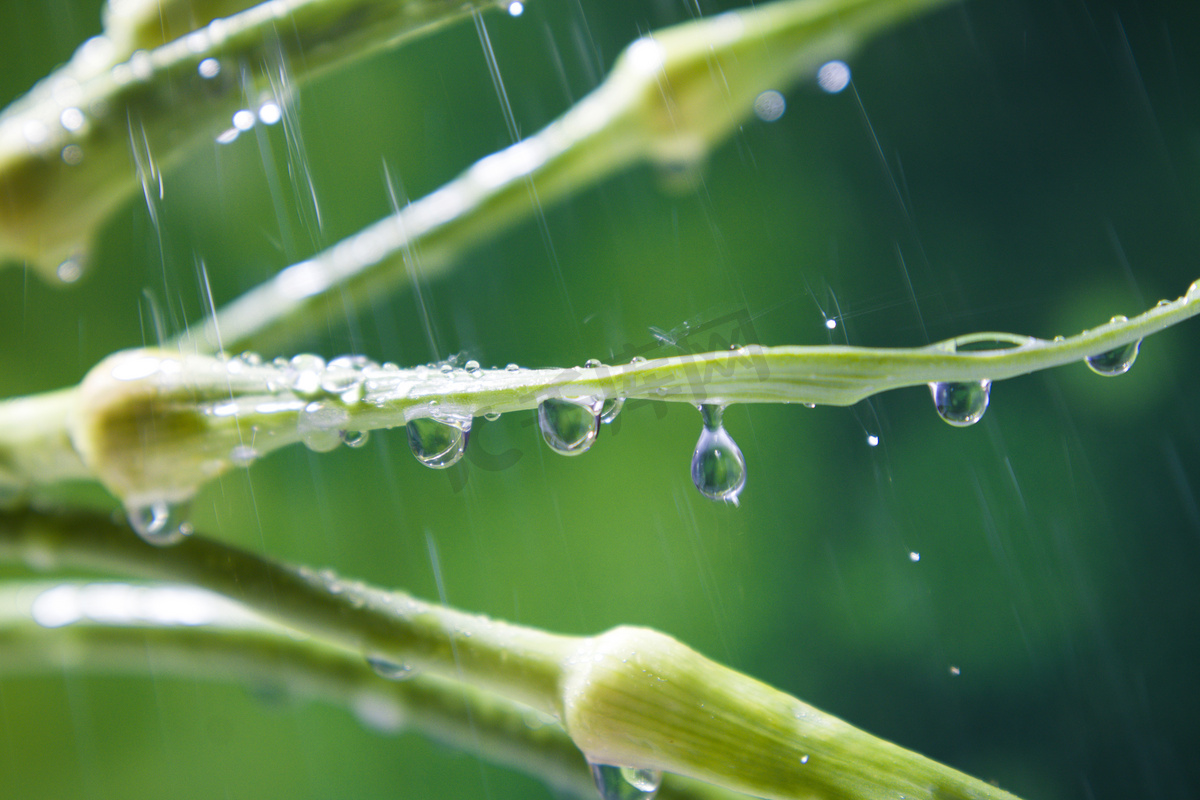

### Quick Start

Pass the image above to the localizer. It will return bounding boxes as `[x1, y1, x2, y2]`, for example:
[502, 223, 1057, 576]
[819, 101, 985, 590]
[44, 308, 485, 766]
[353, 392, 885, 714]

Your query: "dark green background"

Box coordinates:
[2, 0, 1199, 798]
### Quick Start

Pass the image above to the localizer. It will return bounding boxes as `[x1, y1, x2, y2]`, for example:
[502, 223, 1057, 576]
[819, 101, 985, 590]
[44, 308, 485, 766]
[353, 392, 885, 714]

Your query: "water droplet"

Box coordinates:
[127, 500, 193, 546]
[753, 89, 786, 122]
[928, 380, 991, 427]
[298, 402, 349, 452]
[56, 255, 84, 283]
[258, 102, 282, 125]
[1085, 340, 1141, 377]
[909, 551, 920, 562]
[589, 763, 662, 800]
[232, 109, 256, 130]
[483, 411, 502, 422]
[817, 60, 851, 93]
[343, 430, 369, 449]
[505, 363, 521, 372]
[198, 57, 221, 78]
[691, 405, 746, 504]
[866, 434, 880, 447]
[367, 656, 417, 681]
[407, 415, 471, 468]
[290, 354, 326, 397]
[230, 445, 259, 466]
[629, 356, 647, 365]
[584, 358, 604, 369]
[600, 396, 624, 424]
[508, 1, 524, 16]
[949, 665, 961, 676]
[60, 107, 85, 131]
[60, 144, 84, 165]
[800, 755, 810, 765]
[321, 355, 368, 399]
[538, 397, 601, 456]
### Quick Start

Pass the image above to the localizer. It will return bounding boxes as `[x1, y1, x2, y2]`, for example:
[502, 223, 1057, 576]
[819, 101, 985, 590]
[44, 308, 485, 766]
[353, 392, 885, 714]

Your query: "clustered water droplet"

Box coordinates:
[298, 401, 350, 452]
[538, 397, 602, 455]
[589, 763, 663, 800]
[690, 405, 746, 504]
[929, 380, 991, 427]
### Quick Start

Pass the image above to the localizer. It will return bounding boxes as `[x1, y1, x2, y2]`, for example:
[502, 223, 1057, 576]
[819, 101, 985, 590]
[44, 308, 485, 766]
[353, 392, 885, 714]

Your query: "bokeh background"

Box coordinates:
[2, 0, 1200, 798]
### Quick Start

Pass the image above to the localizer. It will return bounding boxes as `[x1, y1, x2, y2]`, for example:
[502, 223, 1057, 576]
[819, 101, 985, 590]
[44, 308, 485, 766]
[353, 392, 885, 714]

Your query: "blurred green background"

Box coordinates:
[2, 0, 1200, 798]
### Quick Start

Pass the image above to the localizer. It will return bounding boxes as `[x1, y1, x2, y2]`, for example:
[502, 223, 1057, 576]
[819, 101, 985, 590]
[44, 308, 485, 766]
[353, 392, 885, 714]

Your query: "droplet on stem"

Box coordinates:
[297, 401, 349, 452]
[588, 762, 663, 800]
[407, 414, 471, 468]
[1085, 340, 1141, 376]
[126, 500, 193, 546]
[538, 397, 602, 455]
[928, 380, 991, 427]
[690, 405, 746, 504]
[366, 656, 418, 681]
[600, 396, 624, 424]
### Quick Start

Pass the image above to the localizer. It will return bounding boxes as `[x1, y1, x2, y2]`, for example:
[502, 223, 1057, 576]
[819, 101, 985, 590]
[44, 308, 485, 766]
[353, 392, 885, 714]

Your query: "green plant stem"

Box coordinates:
[0, 0, 509, 279]
[175, 0, 956, 355]
[0, 508, 1022, 800]
[0, 282, 1191, 506]
[0, 579, 740, 800]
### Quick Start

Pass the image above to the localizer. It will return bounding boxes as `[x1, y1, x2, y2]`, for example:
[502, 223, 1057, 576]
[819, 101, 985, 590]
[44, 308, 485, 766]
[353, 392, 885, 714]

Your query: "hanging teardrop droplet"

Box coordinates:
[126, 500, 193, 546]
[690, 405, 746, 504]
[538, 397, 601, 455]
[928, 380, 991, 427]
[407, 414, 472, 469]
[589, 763, 662, 800]
[1085, 340, 1141, 376]
[366, 655, 418, 681]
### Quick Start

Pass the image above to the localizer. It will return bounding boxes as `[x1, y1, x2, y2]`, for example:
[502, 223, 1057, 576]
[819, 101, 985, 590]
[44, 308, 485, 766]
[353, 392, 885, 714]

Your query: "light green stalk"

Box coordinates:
[0, 0, 509, 280]
[0, 579, 736, 800]
[0, 510, 1022, 800]
[175, 0, 957, 355]
[0, 282, 1192, 509]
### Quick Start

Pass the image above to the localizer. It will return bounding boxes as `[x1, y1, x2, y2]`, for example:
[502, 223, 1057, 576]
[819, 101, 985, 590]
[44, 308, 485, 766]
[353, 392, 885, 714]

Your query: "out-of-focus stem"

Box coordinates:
[0, 0, 510, 280]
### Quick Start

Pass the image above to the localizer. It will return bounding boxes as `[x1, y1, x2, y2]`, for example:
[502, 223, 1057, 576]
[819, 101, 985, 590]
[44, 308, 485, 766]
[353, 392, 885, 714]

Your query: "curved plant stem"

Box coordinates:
[0, 508, 1022, 800]
[0, 0, 510, 279]
[1, 282, 1193, 505]
[0, 580, 739, 800]
[174, 0, 957, 355]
